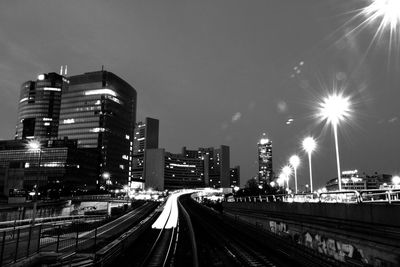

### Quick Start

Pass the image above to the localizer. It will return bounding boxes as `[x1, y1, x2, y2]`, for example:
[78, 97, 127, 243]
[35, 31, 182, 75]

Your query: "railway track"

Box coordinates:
[140, 196, 179, 267]
[180, 194, 343, 267]
[142, 227, 176, 267]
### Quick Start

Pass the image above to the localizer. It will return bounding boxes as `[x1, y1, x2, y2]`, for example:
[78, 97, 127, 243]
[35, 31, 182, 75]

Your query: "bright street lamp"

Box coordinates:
[27, 140, 41, 152]
[392, 175, 400, 185]
[289, 155, 300, 194]
[27, 140, 42, 225]
[282, 165, 292, 192]
[277, 173, 285, 188]
[27, 139, 43, 190]
[318, 93, 351, 191]
[302, 137, 316, 193]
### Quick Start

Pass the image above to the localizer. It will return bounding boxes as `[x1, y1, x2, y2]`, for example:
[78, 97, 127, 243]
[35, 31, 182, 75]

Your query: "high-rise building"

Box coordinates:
[214, 145, 230, 188]
[131, 117, 159, 189]
[144, 145, 231, 191]
[230, 166, 240, 188]
[186, 145, 230, 189]
[15, 72, 68, 140]
[58, 70, 137, 187]
[258, 134, 273, 184]
[164, 151, 205, 190]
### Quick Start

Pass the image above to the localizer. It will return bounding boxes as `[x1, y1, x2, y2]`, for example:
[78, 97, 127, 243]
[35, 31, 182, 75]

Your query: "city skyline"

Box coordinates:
[1, 1, 399, 188]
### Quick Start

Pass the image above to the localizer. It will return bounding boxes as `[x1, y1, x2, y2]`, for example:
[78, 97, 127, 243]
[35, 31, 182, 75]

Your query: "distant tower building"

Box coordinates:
[15, 72, 67, 140]
[230, 166, 240, 188]
[258, 133, 273, 184]
[131, 117, 159, 189]
[58, 70, 137, 187]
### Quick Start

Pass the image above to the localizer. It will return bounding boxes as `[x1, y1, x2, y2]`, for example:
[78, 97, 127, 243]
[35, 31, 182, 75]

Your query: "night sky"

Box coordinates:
[0, 0, 399, 188]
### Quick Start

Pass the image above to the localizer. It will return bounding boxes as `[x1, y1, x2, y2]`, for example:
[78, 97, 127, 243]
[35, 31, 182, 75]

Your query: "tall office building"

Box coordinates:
[194, 145, 230, 188]
[131, 117, 159, 189]
[258, 134, 273, 184]
[144, 145, 231, 191]
[58, 70, 137, 187]
[213, 145, 230, 188]
[15, 72, 68, 140]
[164, 151, 205, 190]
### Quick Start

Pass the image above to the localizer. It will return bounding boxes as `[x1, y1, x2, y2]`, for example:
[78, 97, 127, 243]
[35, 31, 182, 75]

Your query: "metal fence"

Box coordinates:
[232, 189, 400, 204]
[0, 219, 105, 266]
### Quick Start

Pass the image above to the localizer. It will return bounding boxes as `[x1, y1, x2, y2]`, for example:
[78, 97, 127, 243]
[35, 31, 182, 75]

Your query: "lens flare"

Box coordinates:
[282, 165, 292, 177]
[346, 0, 400, 57]
[317, 93, 351, 126]
[362, 0, 400, 33]
[289, 155, 300, 168]
[302, 137, 316, 154]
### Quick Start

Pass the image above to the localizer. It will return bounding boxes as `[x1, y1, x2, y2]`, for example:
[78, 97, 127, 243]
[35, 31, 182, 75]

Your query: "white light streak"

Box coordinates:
[90, 127, 106, 133]
[170, 163, 196, 168]
[63, 118, 75, 124]
[43, 87, 61, 92]
[84, 89, 117, 97]
[152, 191, 195, 229]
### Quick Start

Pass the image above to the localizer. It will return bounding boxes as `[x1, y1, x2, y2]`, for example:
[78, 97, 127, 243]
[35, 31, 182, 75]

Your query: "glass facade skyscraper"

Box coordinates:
[58, 70, 137, 187]
[15, 72, 67, 140]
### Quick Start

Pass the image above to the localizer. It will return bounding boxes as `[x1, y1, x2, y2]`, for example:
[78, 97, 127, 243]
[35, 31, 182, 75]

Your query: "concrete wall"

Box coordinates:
[224, 202, 400, 266]
[224, 202, 400, 228]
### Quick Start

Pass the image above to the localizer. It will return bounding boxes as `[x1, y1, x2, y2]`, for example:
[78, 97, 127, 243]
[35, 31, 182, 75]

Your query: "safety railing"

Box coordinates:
[231, 189, 400, 204]
[0, 217, 107, 266]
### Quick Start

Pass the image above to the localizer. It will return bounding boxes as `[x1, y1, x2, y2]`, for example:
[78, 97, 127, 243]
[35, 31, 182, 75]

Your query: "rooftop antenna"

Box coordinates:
[64, 65, 68, 76]
[60, 66, 63, 75]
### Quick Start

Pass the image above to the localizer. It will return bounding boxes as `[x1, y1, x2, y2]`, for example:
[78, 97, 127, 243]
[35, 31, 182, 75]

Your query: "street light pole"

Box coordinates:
[333, 124, 342, 191]
[289, 155, 300, 194]
[318, 93, 350, 191]
[307, 151, 313, 193]
[282, 165, 292, 193]
[302, 137, 316, 193]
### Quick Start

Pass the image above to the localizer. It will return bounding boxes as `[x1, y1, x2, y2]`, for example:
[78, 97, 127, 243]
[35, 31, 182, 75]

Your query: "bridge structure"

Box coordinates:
[66, 194, 131, 203]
